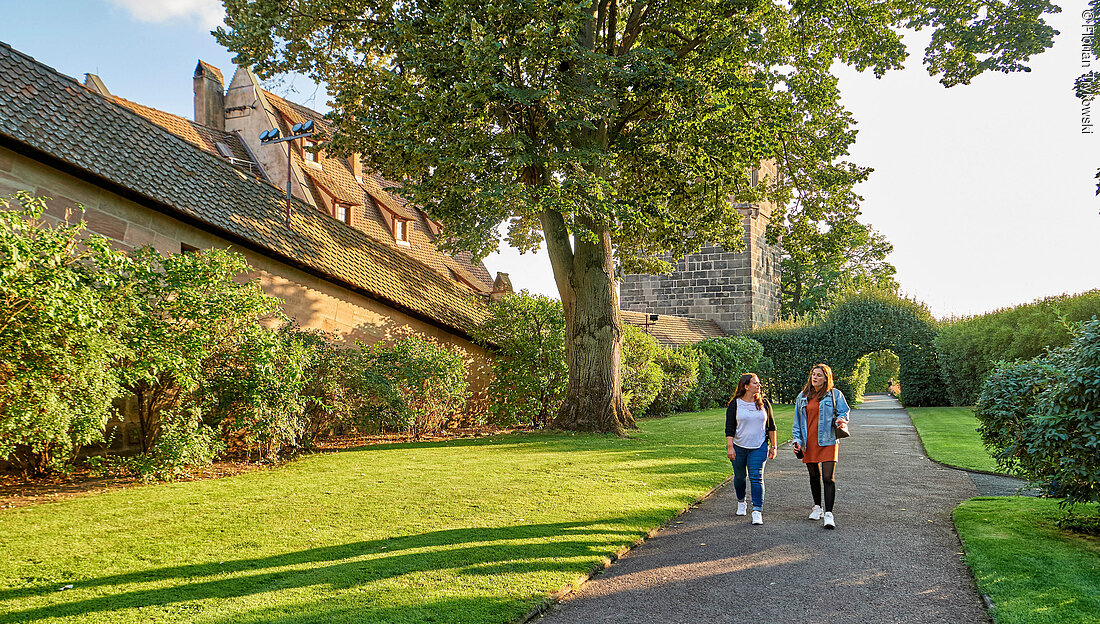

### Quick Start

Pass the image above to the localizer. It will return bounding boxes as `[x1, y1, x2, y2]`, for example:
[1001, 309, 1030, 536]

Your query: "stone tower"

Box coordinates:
[619, 167, 781, 334]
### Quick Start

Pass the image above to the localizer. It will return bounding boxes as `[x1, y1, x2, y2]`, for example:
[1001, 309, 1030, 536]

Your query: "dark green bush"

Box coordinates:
[622, 325, 663, 415]
[695, 336, 765, 406]
[748, 292, 945, 405]
[646, 347, 699, 417]
[975, 318, 1100, 508]
[936, 291, 1100, 406]
[356, 337, 470, 437]
[677, 347, 713, 412]
[471, 292, 566, 428]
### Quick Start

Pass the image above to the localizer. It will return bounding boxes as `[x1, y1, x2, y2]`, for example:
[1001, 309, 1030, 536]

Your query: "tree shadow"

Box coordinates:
[0, 516, 647, 623]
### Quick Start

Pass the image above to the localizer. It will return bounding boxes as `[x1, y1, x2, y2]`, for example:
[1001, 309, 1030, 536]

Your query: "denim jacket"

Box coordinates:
[793, 389, 851, 449]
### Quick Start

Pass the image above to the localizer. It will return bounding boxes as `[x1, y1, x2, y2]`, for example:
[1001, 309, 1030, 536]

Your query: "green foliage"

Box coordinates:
[975, 319, 1100, 507]
[621, 325, 662, 416]
[126, 408, 225, 482]
[0, 193, 127, 475]
[472, 292, 566, 428]
[748, 292, 945, 406]
[780, 219, 898, 320]
[218, 0, 1058, 432]
[866, 350, 900, 393]
[936, 290, 1100, 406]
[646, 347, 699, 417]
[678, 348, 714, 413]
[845, 355, 871, 403]
[113, 247, 285, 452]
[358, 337, 471, 437]
[694, 336, 765, 407]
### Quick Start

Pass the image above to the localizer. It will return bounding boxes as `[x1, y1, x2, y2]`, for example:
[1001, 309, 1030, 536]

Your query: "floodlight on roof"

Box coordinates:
[257, 120, 317, 228]
[291, 122, 303, 133]
[259, 128, 281, 142]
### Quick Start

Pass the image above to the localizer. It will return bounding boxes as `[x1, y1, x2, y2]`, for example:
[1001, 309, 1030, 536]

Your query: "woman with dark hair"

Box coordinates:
[725, 373, 777, 525]
[792, 363, 851, 529]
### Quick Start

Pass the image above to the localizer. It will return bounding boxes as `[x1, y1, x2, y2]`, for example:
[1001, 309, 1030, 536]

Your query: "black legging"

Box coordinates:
[806, 461, 837, 512]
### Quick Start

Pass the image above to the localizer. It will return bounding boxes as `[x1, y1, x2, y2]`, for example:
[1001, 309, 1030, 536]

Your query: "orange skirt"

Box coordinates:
[803, 398, 838, 463]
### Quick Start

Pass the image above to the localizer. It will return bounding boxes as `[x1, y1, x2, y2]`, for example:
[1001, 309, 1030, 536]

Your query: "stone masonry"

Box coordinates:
[620, 174, 781, 334]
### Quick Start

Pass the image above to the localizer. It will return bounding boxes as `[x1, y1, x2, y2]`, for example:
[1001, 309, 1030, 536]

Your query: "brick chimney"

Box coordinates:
[193, 61, 225, 131]
[490, 272, 514, 302]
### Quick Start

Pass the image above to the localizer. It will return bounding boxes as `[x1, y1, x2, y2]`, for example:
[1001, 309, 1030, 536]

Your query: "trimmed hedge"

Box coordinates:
[748, 293, 945, 406]
[975, 318, 1100, 508]
[936, 290, 1100, 406]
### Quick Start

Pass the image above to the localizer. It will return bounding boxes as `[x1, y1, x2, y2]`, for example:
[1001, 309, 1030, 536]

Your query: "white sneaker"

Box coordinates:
[752, 510, 763, 525]
[823, 511, 836, 529]
[809, 505, 823, 520]
[736, 501, 747, 516]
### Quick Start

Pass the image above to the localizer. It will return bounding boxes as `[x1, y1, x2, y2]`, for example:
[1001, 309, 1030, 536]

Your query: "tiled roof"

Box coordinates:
[0, 42, 488, 336]
[620, 310, 727, 347]
[103, 93, 258, 174]
[261, 89, 494, 291]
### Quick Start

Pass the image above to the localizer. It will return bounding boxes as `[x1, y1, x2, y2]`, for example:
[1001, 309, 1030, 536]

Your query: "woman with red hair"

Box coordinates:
[792, 364, 851, 529]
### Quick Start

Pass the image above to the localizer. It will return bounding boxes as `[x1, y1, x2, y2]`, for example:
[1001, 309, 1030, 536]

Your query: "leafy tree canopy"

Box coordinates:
[217, 0, 1059, 269]
[780, 217, 898, 320]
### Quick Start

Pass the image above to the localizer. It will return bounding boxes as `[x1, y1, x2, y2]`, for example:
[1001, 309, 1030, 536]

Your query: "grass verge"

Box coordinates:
[0, 405, 791, 624]
[954, 497, 1100, 624]
[907, 406, 1002, 473]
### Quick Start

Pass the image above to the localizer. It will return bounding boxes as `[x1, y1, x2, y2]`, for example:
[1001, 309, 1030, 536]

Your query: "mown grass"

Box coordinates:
[954, 497, 1100, 624]
[906, 406, 1002, 474]
[0, 405, 792, 624]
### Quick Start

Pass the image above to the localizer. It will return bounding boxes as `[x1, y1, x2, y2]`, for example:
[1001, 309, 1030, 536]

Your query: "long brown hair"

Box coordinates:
[733, 373, 764, 410]
[800, 364, 835, 400]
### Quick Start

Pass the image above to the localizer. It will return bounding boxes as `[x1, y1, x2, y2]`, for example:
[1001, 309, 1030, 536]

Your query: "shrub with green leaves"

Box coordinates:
[695, 336, 765, 407]
[125, 407, 225, 482]
[0, 193, 127, 475]
[677, 346, 713, 412]
[976, 318, 1100, 508]
[472, 292, 566, 428]
[113, 247, 286, 453]
[358, 337, 471, 437]
[646, 347, 699, 417]
[748, 292, 944, 405]
[621, 324, 662, 415]
[937, 290, 1100, 406]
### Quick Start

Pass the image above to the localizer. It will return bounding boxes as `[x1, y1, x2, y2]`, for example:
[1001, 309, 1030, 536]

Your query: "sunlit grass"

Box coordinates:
[0, 405, 791, 624]
[954, 497, 1100, 624]
[907, 406, 1002, 474]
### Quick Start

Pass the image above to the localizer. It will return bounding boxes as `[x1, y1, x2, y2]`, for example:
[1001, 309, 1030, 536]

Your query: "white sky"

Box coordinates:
[5, 1, 1098, 320]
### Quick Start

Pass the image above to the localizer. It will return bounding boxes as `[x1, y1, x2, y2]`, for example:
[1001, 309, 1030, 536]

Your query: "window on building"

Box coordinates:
[335, 203, 351, 224]
[394, 217, 410, 245]
[750, 168, 759, 187]
[181, 243, 200, 253]
[303, 138, 320, 163]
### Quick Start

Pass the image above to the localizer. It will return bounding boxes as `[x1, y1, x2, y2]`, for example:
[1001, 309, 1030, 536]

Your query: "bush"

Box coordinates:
[748, 292, 945, 405]
[976, 318, 1100, 509]
[129, 408, 225, 482]
[695, 336, 765, 406]
[0, 193, 127, 475]
[472, 292, 566, 428]
[646, 347, 699, 417]
[358, 337, 470, 437]
[937, 290, 1100, 406]
[677, 347, 713, 412]
[622, 325, 663, 415]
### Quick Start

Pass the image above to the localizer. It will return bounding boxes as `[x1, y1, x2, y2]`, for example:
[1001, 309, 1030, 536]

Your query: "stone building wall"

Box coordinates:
[0, 145, 493, 451]
[620, 203, 781, 335]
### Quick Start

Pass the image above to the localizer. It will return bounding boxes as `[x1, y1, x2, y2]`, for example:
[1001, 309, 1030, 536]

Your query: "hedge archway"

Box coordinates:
[747, 293, 946, 406]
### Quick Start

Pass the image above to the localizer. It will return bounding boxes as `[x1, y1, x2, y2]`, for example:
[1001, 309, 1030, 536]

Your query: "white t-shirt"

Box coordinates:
[733, 399, 768, 449]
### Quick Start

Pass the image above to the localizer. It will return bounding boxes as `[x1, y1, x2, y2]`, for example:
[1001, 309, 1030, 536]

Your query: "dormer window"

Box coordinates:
[335, 202, 352, 225]
[303, 138, 320, 164]
[393, 217, 411, 246]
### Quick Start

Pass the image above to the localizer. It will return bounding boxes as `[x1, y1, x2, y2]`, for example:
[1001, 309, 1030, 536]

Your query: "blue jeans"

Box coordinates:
[730, 440, 769, 511]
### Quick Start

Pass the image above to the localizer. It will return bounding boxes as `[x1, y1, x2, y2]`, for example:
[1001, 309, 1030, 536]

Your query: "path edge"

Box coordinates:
[516, 470, 741, 623]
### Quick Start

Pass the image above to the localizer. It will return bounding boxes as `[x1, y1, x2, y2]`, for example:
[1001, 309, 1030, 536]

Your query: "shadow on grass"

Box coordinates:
[0, 516, 651, 623]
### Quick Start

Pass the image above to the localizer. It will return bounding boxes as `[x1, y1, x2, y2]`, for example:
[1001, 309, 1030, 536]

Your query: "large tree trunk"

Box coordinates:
[540, 210, 635, 435]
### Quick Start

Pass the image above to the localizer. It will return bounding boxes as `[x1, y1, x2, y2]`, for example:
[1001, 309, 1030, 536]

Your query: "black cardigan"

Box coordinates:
[725, 398, 777, 439]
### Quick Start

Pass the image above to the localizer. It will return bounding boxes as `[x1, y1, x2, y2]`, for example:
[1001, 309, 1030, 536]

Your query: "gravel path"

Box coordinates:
[537, 394, 991, 624]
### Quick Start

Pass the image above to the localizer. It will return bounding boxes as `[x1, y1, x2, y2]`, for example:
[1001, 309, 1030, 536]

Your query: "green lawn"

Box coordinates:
[906, 406, 1002, 474]
[0, 405, 792, 624]
[954, 498, 1100, 624]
